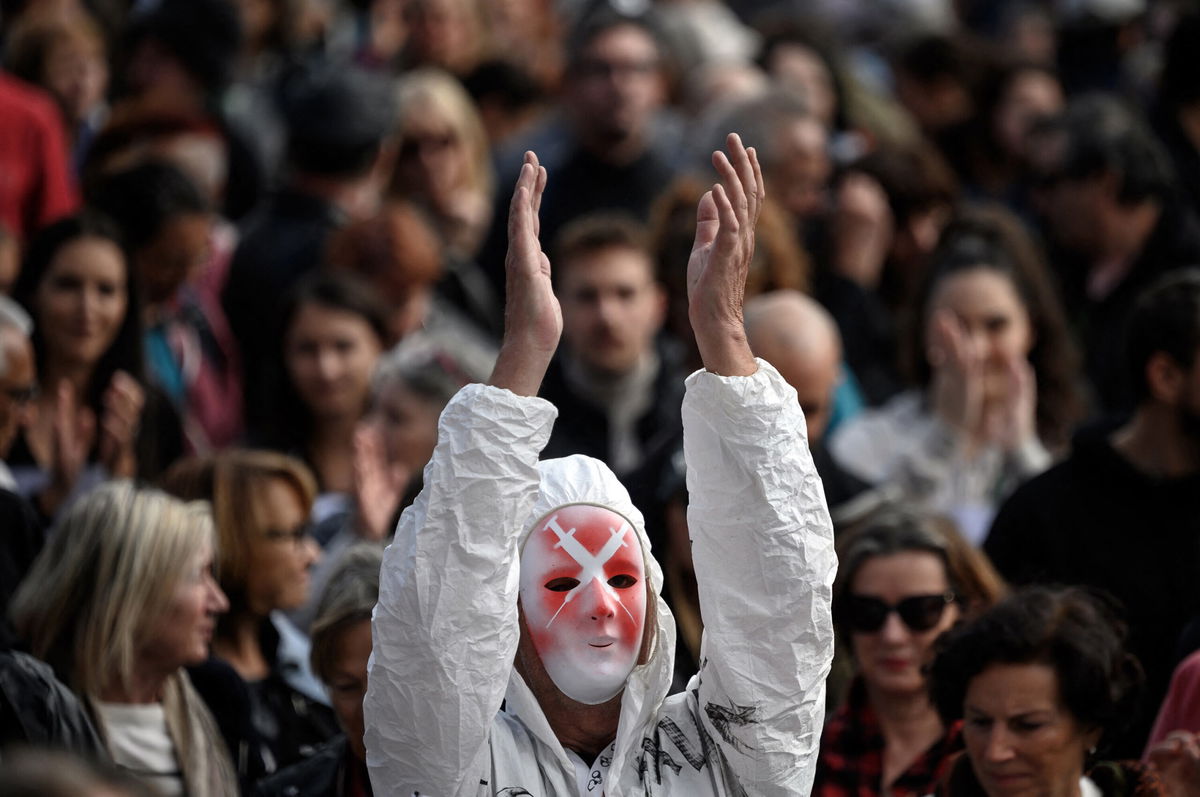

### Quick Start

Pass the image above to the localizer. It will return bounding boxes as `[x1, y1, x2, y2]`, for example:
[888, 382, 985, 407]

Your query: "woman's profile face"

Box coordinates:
[140, 541, 229, 674]
[849, 551, 959, 696]
[35, 236, 128, 370]
[285, 302, 383, 421]
[962, 662, 1099, 797]
[327, 618, 372, 763]
[244, 477, 319, 614]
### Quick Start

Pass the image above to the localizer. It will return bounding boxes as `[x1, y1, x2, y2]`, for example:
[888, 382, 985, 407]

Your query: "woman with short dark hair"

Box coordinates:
[929, 586, 1162, 796]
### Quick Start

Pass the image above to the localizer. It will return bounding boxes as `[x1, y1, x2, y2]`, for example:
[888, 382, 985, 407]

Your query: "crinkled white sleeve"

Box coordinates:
[364, 383, 557, 797]
[682, 360, 837, 797]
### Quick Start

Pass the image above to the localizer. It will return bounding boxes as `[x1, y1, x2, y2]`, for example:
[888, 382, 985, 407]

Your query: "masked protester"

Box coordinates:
[364, 135, 837, 795]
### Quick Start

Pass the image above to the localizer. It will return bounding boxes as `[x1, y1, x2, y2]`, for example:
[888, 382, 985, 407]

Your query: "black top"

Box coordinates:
[985, 421, 1200, 756]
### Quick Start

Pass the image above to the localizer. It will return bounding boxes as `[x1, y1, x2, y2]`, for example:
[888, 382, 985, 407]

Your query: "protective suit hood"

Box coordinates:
[506, 454, 677, 776]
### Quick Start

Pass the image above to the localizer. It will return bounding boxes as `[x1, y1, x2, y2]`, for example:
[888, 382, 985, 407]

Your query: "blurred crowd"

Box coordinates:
[1, 0, 1200, 794]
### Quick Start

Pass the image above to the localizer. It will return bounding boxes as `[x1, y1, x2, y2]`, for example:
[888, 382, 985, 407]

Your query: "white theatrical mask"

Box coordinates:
[519, 504, 647, 705]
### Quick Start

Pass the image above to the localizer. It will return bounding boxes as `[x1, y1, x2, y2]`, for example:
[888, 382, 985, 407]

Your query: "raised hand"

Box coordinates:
[37, 380, 95, 518]
[982, 350, 1038, 452]
[1148, 731, 1200, 797]
[489, 151, 561, 396]
[97, 370, 144, 478]
[927, 310, 985, 437]
[687, 133, 763, 377]
[353, 422, 410, 542]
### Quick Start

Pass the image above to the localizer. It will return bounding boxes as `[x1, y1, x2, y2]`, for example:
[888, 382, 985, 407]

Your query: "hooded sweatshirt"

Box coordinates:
[365, 361, 836, 796]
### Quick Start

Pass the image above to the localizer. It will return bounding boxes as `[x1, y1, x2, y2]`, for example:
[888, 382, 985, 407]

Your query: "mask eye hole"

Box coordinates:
[545, 577, 580, 592]
[608, 574, 637, 589]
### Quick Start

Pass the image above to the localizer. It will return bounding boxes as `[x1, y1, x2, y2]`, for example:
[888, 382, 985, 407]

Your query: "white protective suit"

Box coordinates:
[365, 360, 836, 796]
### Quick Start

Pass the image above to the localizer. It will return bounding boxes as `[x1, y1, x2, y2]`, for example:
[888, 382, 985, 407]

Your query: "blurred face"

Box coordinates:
[140, 541, 228, 673]
[136, 213, 212, 306]
[0, 330, 36, 459]
[519, 504, 647, 705]
[43, 32, 108, 124]
[396, 107, 467, 206]
[994, 71, 1063, 162]
[374, 382, 440, 475]
[327, 619, 372, 762]
[285, 303, 383, 420]
[405, 0, 479, 70]
[568, 24, 664, 145]
[559, 245, 665, 376]
[762, 338, 840, 443]
[245, 478, 319, 614]
[35, 236, 128, 369]
[769, 44, 836, 126]
[769, 117, 831, 222]
[1039, 176, 1108, 259]
[927, 268, 1035, 402]
[963, 663, 1099, 797]
[849, 551, 959, 695]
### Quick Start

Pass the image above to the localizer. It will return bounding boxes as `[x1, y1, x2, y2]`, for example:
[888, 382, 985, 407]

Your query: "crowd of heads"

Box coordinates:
[2, 0, 1200, 794]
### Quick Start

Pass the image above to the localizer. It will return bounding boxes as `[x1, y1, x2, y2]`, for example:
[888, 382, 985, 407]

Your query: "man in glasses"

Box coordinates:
[0, 297, 35, 493]
[365, 135, 836, 795]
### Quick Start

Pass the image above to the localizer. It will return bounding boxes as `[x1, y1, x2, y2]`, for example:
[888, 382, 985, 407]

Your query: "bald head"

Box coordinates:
[745, 290, 841, 441]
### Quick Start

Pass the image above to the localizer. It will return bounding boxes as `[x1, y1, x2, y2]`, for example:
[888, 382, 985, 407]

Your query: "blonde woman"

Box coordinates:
[10, 481, 236, 796]
[389, 68, 495, 261]
[162, 450, 337, 784]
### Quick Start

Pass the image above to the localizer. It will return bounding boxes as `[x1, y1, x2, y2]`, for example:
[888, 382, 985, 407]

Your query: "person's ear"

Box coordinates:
[1146, 351, 1185, 404]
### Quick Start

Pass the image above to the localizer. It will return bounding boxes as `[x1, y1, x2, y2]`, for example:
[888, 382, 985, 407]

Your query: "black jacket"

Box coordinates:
[254, 736, 372, 797]
[985, 422, 1200, 756]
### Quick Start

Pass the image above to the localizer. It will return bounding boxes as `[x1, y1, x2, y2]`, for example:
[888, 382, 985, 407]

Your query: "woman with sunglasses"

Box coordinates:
[162, 450, 337, 789]
[815, 507, 1006, 797]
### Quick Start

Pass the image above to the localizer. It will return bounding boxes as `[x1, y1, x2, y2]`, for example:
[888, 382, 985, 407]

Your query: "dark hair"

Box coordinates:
[552, 212, 653, 285]
[122, 0, 242, 97]
[12, 214, 145, 412]
[1159, 13, 1200, 108]
[833, 505, 1006, 648]
[906, 205, 1086, 449]
[566, 2, 664, 75]
[278, 61, 397, 178]
[1050, 94, 1175, 205]
[851, 141, 959, 227]
[893, 31, 995, 93]
[1124, 269, 1200, 404]
[929, 586, 1143, 752]
[86, 160, 209, 252]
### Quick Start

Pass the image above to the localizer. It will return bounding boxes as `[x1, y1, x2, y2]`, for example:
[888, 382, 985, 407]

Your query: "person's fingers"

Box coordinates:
[533, 165, 547, 238]
[691, 190, 719, 254]
[747, 145, 765, 212]
[712, 150, 748, 228]
[927, 312, 952, 369]
[711, 183, 741, 259]
[724, 133, 757, 221]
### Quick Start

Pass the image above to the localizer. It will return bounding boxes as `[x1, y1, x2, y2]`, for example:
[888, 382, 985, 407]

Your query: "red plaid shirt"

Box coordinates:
[814, 679, 963, 797]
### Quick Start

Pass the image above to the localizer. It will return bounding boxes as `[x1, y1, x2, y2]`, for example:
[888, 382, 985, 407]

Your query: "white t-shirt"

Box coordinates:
[96, 700, 184, 796]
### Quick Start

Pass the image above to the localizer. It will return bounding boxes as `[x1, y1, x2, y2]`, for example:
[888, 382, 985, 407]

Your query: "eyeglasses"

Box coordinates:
[261, 524, 312, 546]
[843, 592, 957, 633]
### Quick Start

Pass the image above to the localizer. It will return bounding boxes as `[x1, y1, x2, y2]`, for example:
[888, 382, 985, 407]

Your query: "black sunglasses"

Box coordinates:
[843, 592, 957, 633]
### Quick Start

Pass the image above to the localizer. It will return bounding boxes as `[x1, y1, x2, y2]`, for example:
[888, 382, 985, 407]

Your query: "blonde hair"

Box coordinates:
[391, 67, 495, 200]
[161, 449, 317, 599]
[10, 481, 215, 698]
